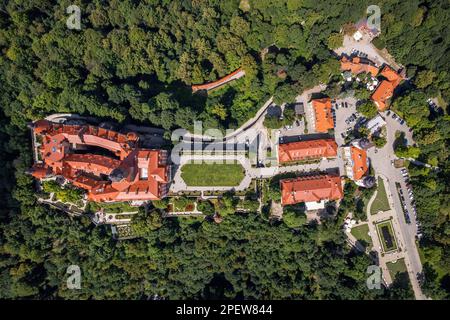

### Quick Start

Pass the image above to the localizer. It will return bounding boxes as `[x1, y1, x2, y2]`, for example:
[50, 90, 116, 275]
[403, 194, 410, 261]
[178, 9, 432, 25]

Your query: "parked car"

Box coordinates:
[344, 102, 348, 108]
[386, 110, 391, 116]
[392, 113, 397, 119]
[405, 212, 411, 224]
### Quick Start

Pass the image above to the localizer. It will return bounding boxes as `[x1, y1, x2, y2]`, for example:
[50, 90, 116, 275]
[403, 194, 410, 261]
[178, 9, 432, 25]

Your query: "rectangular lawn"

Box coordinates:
[181, 161, 245, 186]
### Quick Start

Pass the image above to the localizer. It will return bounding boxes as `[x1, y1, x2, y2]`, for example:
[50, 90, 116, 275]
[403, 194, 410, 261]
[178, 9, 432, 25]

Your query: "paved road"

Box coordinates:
[367, 116, 426, 300]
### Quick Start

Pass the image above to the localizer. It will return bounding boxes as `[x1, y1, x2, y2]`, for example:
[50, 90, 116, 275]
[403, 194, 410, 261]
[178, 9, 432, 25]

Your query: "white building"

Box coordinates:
[365, 114, 386, 135]
[353, 31, 363, 42]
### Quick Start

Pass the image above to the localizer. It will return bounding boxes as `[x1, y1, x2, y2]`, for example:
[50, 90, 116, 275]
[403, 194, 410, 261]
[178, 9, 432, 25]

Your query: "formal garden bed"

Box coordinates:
[375, 219, 398, 253]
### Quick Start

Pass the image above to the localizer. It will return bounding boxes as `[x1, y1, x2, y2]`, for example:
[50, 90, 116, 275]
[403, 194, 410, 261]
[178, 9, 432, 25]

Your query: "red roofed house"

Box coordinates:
[29, 119, 171, 202]
[371, 65, 403, 111]
[309, 98, 334, 133]
[342, 139, 375, 188]
[280, 174, 343, 210]
[278, 138, 338, 164]
[340, 56, 379, 77]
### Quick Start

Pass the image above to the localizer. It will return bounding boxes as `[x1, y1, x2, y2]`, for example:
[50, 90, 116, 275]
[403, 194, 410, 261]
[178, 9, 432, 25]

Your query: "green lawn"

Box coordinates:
[375, 220, 398, 253]
[350, 224, 372, 249]
[181, 161, 245, 186]
[370, 177, 391, 214]
[386, 258, 407, 279]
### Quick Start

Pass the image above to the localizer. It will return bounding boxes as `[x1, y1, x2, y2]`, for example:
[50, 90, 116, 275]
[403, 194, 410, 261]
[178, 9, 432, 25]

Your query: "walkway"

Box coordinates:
[191, 68, 245, 92]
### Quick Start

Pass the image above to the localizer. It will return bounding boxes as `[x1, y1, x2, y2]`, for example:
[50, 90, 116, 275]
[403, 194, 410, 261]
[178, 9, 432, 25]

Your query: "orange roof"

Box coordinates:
[311, 98, 334, 133]
[371, 81, 393, 111]
[31, 120, 170, 202]
[278, 139, 338, 163]
[34, 120, 137, 160]
[64, 154, 121, 176]
[280, 175, 343, 206]
[30, 164, 51, 179]
[371, 65, 403, 111]
[192, 68, 245, 92]
[380, 65, 402, 85]
[340, 56, 379, 77]
[350, 146, 369, 181]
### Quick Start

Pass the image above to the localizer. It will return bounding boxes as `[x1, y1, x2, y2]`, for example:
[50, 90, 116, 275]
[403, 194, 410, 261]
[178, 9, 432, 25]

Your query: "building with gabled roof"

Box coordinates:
[340, 56, 379, 77]
[29, 119, 171, 202]
[278, 138, 338, 164]
[280, 174, 343, 208]
[310, 98, 334, 133]
[371, 65, 403, 111]
[342, 139, 375, 188]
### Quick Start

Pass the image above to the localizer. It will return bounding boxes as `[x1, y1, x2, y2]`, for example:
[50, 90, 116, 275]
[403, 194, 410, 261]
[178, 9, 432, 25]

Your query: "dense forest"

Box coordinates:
[0, 0, 448, 299]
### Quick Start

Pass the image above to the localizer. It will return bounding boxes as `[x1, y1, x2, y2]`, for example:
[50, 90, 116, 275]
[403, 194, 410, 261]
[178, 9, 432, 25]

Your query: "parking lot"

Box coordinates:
[278, 117, 306, 138]
[394, 165, 421, 238]
[331, 97, 358, 146]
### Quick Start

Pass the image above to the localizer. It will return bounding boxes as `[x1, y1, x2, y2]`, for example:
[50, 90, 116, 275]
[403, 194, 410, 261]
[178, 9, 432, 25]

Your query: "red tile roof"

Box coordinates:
[278, 139, 338, 163]
[340, 56, 379, 77]
[31, 120, 170, 202]
[280, 175, 343, 206]
[350, 146, 369, 181]
[371, 65, 403, 111]
[311, 98, 334, 133]
[191, 68, 245, 92]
